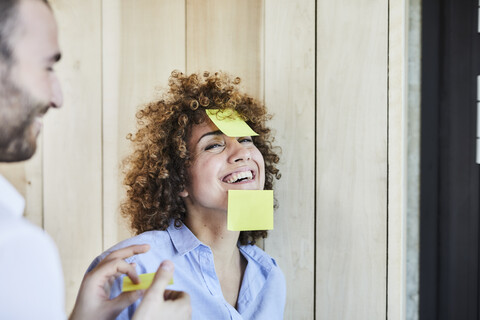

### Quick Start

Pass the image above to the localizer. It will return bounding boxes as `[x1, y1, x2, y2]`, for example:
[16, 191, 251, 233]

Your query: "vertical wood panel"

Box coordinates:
[264, 0, 315, 318]
[0, 1, 409, 317]
[316, 0, 388, 318]
[102, 0, 186, 250]
[186, 0, 263, 100]
[388, 0, 408, 319]
[45, 1, 103, 313]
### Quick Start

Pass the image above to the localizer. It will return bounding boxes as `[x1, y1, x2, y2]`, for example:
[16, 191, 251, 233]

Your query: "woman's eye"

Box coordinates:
[238, 137, 253, 144]
[205, 143, 224, 151]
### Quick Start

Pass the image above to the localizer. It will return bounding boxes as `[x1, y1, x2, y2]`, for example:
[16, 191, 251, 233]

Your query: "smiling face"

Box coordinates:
[0, 0, 62, 162]
[181, 118, 266, 215]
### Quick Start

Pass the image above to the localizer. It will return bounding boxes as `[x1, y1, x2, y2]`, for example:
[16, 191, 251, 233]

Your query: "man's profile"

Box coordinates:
[0, 0, 62, 162]
[0, 1, 191, 319]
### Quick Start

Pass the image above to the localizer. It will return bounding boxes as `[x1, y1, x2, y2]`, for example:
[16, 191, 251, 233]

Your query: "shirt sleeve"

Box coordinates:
[0, 220, 65, 320]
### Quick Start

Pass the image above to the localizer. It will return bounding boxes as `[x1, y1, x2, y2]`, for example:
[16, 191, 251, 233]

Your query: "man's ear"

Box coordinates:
[179, 189, 188, 197]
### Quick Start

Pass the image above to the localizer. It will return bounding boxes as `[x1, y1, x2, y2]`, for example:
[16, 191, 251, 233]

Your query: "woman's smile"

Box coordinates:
[222, 168, 255, 184]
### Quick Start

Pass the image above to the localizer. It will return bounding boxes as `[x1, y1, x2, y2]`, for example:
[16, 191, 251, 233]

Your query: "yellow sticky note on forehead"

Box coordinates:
[206, 109, 258, 137]
[227, 190, 273, 231]
[122, 273, 173, 292]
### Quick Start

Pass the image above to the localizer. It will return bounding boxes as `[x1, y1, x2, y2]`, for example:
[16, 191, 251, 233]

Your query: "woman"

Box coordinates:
[88, 71, 285, 319]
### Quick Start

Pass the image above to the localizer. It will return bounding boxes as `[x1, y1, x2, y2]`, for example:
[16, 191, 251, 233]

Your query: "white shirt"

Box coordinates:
[0, 175, 65, 319]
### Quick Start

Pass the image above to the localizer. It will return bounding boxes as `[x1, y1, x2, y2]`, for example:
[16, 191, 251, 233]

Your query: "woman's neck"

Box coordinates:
[185, 208, 240, 260]
[185, 207, 247, 308]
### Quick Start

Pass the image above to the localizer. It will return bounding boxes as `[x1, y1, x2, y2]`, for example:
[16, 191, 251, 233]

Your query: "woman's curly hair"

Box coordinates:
[121, 70, 281, 245]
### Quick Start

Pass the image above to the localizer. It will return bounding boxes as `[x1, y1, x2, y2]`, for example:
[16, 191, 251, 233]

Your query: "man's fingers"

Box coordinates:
[165, 291, 192, 319]
[108, 291, 143, 317]
[164, 289, 189, 301]
[130, 261, 191, 320]
[103, 244, 150, 261]
[90, 258, 141, 285]
[144, 260, 175, 296]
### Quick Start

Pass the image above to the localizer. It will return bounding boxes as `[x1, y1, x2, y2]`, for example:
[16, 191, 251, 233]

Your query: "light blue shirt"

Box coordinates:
[88, 222, 286, 320]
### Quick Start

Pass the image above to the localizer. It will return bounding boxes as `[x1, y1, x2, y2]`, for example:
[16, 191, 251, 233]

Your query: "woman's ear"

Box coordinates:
[179, 189, 188, 197]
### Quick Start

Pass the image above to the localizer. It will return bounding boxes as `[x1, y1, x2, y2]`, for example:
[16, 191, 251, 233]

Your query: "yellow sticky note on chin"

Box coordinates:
[122, 273, 173, 292]
[227, 190, 273, 231]
[206, 109, 258, 137]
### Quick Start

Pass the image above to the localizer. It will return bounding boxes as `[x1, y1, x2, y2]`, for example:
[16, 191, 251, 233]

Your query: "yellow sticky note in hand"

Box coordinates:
[122, 273, 173, 292]
[227, 190, 274, 231]
[206, 109, 258, 137]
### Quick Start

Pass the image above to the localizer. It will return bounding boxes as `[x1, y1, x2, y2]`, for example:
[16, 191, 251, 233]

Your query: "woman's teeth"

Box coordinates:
[225, 171, 253, 184]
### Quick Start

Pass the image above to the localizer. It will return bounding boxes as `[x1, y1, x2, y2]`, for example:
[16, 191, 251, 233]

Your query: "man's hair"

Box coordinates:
[121, 70, 281, 245]
[0, 0, 19, 62]
[0, 0, 50, 63]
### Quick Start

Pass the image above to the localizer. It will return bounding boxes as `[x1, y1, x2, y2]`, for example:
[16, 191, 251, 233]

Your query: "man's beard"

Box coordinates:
[0, 75, 49, 162]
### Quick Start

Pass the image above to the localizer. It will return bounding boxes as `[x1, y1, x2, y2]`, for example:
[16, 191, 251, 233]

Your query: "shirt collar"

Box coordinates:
[237, 244, 275, 310]
[0, 175, 25, 219]
[167, 220, 203, 255]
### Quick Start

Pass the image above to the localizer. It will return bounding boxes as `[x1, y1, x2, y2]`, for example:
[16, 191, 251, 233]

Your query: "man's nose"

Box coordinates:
[50, 73, 63, 108]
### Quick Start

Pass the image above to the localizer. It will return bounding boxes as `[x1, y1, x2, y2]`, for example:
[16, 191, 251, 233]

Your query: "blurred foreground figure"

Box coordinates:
[0, 1, 190, 319]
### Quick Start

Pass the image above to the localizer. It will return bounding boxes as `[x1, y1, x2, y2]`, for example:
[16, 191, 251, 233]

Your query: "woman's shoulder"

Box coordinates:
[87, 230, 172, 272]
[110, 230, 171, 251]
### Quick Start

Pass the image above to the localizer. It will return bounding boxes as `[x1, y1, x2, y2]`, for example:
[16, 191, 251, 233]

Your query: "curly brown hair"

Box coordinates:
[121, 70, 281, 245]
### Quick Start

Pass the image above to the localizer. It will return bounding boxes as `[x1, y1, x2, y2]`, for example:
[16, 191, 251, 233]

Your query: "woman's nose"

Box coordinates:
[228, 139, 251, 163]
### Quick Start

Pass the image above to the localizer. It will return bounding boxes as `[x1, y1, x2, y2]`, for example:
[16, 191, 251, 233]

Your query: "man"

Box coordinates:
[0, 0, 191, 318]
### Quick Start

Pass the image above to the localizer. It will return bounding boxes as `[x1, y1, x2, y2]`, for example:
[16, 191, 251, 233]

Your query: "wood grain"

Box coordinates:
[264, 0, 316, 318]
[316, 0, 388, 318]
[0, 1, 410, 317]
[186, 0, 264, 100]
[102, 0, 186, 250]
[388, 0, 408, 318]
[45, 0, 103, 313]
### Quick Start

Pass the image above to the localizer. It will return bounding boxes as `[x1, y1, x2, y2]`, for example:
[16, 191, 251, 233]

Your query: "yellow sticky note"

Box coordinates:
[227, 190, 273, 231]
[206, 109, 258, 137]
[122, 273, 173, 292]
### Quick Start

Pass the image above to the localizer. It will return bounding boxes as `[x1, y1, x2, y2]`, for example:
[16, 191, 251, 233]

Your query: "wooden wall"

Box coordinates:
[0, 0, 407, 318]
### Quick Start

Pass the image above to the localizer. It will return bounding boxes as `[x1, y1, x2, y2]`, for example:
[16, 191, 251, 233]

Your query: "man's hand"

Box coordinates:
[69, 245, 191, 320]
[133, 260, 191, 320]
[69, 244, 149, 320]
